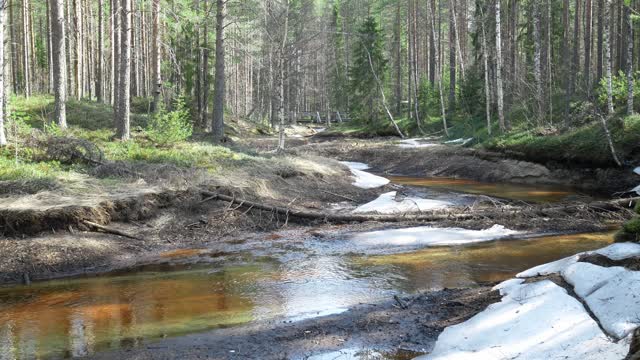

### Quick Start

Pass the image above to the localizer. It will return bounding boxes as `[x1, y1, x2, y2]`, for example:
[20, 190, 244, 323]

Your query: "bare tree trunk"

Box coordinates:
[448, 0, 456, 116]
[625, 2, 634, 115]
[0, 0, 6, 146]
[604, 0, 614, 115]
[151, 0, 161, 112]
[495, 0, 506, 131]
[212, 0, 226, 140]
[597, 0, 604, 82]
[585, 0, 593, 95]
[114, 0, 131, 140]
[481, 8, 491, 136]
[96, 0, 104, 103]
[277, 0, 289, 151]
[429, 0, 448, 136]
[22, 0, 30, 96]
[50, 0, 67, 129]
[533, 1, 543, 124]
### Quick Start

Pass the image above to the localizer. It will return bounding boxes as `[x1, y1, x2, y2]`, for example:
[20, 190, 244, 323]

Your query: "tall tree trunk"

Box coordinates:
[625, 2, 634, 115]
[0, 0, 6, 146]
[495, 0, 506, 131]
[533, 0, 543, 124]
[448, 0, 456, 116]
[212, 0, 226, 140]
[585, 0, 593, 95]
[96, 0, 104, 102]
[151, 0, 161, 112]
[428, 0, 437, 86]
[604, 0, 615, 114]
[50, 0, 67, 129]
[481, 8, 491, 136]
[570, 0, 581, 100]
[394, 0, 401, 114]
[73, 0, 82, 99]
[22, 0, 30, 96]
[115, 0, 131, 140]
[429, 0, 448, 136]
[597, 0, 605, 82]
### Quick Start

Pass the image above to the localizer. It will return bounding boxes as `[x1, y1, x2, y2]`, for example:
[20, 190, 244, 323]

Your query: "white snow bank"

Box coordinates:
[353, 191, 452, 214]
[517, 254, 582, 278]
[633, 185, 640, 195]
[518, 242, 640, 278]
[398, 138, 438, 148]
[567, 265, 640, 339]
[634, 167, 640, 175]
[339, 161, 370, 170]
[594, 242, 640, 260]
[350, 225, 518, 249]
[444, 138, 473, 146]
[562, 262, 627, 298]
[340, 161, 390, 189]
[417, 280, 631, 360]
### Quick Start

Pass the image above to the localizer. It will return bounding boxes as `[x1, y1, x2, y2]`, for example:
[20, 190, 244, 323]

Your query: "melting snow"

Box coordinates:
[633, 185, 640, 195]
[350, 225, 518, 249]
[353, 191, 452, 214]
[634, 167, 640, 175]
[444, 138, 473, 146]
[340, 161, 390, 189]
[397, 138, 439, 149]
[417, 280, 631, 360]
[517, 242, 640, 278]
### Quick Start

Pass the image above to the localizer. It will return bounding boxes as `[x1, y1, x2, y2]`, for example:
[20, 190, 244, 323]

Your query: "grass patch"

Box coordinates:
[483, 116, 640, 167]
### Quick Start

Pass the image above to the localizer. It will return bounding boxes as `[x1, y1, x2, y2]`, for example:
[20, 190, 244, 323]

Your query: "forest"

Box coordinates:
[0, 0, 640, 359]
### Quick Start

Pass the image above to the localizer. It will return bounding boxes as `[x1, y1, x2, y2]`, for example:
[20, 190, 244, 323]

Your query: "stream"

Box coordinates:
[0, 177, 615, 359]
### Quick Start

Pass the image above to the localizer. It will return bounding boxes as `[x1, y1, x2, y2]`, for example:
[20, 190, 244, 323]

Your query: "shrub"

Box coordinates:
[146, 97, 193, 146]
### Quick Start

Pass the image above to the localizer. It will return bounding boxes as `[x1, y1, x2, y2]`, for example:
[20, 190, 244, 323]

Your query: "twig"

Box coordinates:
[82, 220, 142, 240]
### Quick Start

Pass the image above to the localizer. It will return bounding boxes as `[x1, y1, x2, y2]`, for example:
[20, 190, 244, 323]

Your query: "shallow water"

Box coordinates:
[388, 175, 581, 203]
[0, 231, 615, 359]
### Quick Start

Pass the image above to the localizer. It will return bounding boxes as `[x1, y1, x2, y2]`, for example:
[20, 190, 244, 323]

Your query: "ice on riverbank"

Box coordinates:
[398, 139, 439, 149]
[340, 161, 390, 189]
[417, 280, 631, 360]
[353, 191, 452, 214]
[351, 225, 518, 249]
[419, 241, 640, 359]
[634, 167, 640, 175]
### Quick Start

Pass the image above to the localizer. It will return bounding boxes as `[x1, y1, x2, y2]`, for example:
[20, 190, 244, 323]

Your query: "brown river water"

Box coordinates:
[0, 178, 613, 359]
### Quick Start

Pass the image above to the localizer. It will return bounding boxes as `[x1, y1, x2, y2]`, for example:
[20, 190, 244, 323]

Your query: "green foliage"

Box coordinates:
[349, 16, 387, 122]
[146, 97, 193, 146]
[623, 217, 640, 235]
[634, 201, 640, 215]
[597, 71, 640, 109]
[0, 155, 62, 182]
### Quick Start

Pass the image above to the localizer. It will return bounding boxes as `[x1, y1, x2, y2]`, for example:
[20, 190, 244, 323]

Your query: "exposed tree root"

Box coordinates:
[81, 220, 143, 240]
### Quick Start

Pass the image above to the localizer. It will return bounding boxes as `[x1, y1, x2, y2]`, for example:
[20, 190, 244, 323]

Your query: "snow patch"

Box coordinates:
[562, 262, 627, 298]
[340, 161, 390, 189]
[594, 242, 640, 261]
[634, 167, 640, 175]
[339, 161, 370, 171]
[397, 138, 439, 148]
[444, 138, 473, 146]
[417, 280, 631, 360]
[518, 242, 640, 278]
[350, 225, 519, 249]
[353, 191, 452, 214]
[633, 185, 640, 195]
[577, 267, 640, 339]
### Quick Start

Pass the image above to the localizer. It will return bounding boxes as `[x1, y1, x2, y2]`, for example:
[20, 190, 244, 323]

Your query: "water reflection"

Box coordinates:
[0, 232, 615, 359]
[388, 176, 579, 203]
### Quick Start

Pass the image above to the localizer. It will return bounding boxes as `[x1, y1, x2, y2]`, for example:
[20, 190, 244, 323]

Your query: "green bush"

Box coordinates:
[146, 97, 193, 146]
[597, 71, 640, 110]
[623, 217, 640, 234]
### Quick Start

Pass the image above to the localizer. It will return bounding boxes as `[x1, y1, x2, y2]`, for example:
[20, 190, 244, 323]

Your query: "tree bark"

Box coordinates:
[96, 0, 104, 103]
[597, 0, 605, 82]
[448, 0, 456, 116]
[533, 1, 543, 124]
[151, 0, 161, 112]
[604, 0, 615, 115]
[625, 2, 634, 115]
[495, 0, 506, 131]
[0, 0, 6, 146]
[114, 0, 131, 140]
[50, 0, 67, 129]
[212, 0, 226, 140]
[585, 0, 593, 95]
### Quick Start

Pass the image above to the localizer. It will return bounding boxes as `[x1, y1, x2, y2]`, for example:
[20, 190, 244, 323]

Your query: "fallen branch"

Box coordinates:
[199, 190, 639, 224]
[82, 220, 142, 240]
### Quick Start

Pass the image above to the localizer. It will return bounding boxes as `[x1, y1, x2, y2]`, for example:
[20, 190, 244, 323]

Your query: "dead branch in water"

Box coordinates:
[82, 220, 142, 240]
[199, 190, 640, 224]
